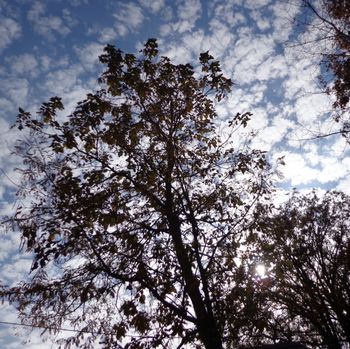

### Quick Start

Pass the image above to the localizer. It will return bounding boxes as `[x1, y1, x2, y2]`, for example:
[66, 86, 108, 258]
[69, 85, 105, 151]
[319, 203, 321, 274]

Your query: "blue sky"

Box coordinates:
[0, 0, 349, 347]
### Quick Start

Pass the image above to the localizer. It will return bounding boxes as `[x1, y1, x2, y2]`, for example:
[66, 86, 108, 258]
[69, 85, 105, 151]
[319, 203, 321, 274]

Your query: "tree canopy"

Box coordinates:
[254, 190, 350, 349]
[297, 0, 350, 140]
[1, 39, 274, 349]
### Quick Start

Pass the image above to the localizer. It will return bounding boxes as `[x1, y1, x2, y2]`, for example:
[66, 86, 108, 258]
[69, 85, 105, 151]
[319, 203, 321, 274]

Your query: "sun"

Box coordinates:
[256, 264, 266, 277]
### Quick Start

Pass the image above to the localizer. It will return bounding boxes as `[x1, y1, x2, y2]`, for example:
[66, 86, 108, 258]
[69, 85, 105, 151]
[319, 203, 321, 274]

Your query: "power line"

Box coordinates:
[0, 320, 187, 342]
[0, 320, 94, 334]
[0, 321, 163, 339]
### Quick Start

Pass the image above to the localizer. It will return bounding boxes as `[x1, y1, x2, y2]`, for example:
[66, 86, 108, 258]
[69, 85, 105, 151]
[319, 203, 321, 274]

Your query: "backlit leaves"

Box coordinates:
[1, 39, 274, 349]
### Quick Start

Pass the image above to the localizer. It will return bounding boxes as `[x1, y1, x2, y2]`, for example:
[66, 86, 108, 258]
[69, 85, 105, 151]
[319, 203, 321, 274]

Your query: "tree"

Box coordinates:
[256, 191, 350, 349]
[1, 39, 273, 349]
[295, 0, 350, 140]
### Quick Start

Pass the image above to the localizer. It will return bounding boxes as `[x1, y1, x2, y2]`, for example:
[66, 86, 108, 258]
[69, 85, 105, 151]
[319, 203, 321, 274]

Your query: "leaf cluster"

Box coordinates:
[1, 39, 274, 349]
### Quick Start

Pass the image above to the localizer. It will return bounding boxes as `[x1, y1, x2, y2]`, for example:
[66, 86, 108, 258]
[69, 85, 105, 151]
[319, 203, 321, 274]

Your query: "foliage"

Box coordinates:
[298, 0, 350, 140]
[1, 39, 273, 349]
[256, 191, 350, 349]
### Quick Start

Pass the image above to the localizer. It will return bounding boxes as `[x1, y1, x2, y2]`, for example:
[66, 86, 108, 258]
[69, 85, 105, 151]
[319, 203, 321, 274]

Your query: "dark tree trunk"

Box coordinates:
[166, 203, 223, 347]
[168, 212, 223, 349]
[164, 141, 223, 349]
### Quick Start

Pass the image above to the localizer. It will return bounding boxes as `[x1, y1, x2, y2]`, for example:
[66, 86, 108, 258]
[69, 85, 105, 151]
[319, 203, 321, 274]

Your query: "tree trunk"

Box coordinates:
[164, 142, 223, 349]
[167, 212, 223, 349]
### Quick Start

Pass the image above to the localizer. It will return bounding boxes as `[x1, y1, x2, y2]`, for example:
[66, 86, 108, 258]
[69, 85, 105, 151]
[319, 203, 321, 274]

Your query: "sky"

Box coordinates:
[0, 0, 349, 348]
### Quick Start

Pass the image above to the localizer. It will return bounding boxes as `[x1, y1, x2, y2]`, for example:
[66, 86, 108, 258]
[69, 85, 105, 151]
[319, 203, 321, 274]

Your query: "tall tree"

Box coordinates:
[256, 191, 350, 349]
[1, 39, 273, 349]
[296, 0, 350, 140]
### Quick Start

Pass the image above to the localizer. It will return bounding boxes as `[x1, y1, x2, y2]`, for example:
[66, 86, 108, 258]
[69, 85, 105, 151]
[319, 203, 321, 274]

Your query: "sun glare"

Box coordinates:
[256, 264, 266, 277]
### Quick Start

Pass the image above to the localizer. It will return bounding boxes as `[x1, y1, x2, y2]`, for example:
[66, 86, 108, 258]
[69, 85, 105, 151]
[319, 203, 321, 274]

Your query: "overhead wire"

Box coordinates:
[0, 320, 93, 334]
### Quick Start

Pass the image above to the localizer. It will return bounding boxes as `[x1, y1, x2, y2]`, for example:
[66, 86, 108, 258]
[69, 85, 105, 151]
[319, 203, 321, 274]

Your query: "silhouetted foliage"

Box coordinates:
[1, 39, 274, 349]
[251, 343, 309, 349]
[297, 0, 350, 140]
[255, 191, 350, 349]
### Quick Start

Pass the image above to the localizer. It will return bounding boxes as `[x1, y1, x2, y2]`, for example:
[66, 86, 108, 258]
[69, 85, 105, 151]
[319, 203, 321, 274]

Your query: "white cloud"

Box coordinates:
[249, 107, 269, 130]
[337, 173, 350, 195]
[177, 0, 201, 22]
[229, 35, 276, 85]
[206, 20, 236, 57]
[173, 0, 202, 33]
[138, 0, 165, 13]
[318, 157, 349, 183]
[39, 55, 51, 72]
[74, 42, 105, 70]
[27, 2, 70, 41]
[162, 44, 193, 65]
[246, 0, 272, 9]
[280, 152, 320, 186]
[62, 8, 79, 28]
[180, 30, 207, 57]
[253, 116, 294, 151]
[269, 0, 300, 42]
[98, 27, 117, 43]
[61, 85, 92, 114]
[0, 17, 21, 53]
[42, 66, 83, 96]
[293, 93, 331, 125]
[255, 54, 288, 81]
[0, 303, 56, 349]
[0, 120, 25, 200]
[0, 98, 14, 113]
[160, 0, 202, 35]
[329, 136, 349, 156]
[6, 54, 39, 77]
[250, 9, 271, 31]
[282, 59, 320, 100]
[70, 0, 89, 5]
[223, 87, 264, 118]
[113, 2, 145, 36]
[1, 254, 32, 286]
[0, 236, 17, 261]
[303, 142, 322, 166]
[159, 5, 174, 21]
[0, 78, 29, 107]
[209, 0, 247, 28]
[40, 68, 93, 115]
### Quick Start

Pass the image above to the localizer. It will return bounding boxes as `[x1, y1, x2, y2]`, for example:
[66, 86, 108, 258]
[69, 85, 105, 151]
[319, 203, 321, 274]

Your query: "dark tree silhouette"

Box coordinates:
[296, 0, 350, 140]
[256, 191, 350, 349]
[1, 39, 273, 349]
